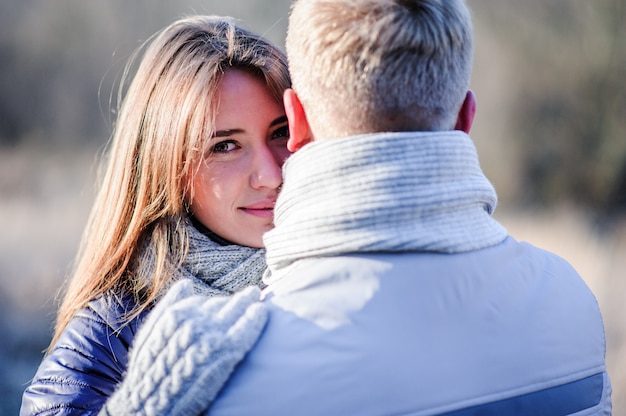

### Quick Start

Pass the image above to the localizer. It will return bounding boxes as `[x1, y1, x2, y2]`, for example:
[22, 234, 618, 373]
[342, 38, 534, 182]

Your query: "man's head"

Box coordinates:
[284, 0, 475, 147]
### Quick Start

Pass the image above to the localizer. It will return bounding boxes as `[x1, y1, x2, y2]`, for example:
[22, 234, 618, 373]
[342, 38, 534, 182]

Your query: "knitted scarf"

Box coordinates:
[180, 221, 267, 296]
[137, 218, 267, 299]
[263, 130, 508, 284]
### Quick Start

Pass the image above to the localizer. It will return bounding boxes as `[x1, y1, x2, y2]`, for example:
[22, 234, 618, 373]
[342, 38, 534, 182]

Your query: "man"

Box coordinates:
[210, 0, 612, 414]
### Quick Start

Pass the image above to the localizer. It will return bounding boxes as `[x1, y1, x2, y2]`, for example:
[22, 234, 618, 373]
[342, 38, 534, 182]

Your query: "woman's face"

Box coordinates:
[189, 69, 290, 248]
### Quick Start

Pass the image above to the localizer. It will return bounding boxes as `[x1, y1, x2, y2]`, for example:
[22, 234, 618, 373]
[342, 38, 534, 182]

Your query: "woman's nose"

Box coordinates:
[250, 145, 283, 190]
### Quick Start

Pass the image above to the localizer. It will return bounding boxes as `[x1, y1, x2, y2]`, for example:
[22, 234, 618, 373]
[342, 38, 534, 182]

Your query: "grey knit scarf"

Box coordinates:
[137, 218, 267, 299]
[263, 130, 508, 283]
[180, 220, 267, 296]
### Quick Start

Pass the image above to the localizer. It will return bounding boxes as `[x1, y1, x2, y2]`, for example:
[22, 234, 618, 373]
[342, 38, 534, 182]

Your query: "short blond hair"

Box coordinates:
[286, 0, 473, 138]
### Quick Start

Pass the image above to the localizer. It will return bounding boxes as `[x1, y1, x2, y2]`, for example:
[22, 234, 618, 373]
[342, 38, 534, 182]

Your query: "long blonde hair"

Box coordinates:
[50, 15, 290, 349]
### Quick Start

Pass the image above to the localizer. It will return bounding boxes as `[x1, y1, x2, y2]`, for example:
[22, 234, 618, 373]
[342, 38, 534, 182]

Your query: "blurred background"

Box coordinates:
[0, 0, 624, 414]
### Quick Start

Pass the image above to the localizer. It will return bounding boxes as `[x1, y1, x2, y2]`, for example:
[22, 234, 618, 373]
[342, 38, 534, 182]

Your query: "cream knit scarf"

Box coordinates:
[263, 130, 508, 283]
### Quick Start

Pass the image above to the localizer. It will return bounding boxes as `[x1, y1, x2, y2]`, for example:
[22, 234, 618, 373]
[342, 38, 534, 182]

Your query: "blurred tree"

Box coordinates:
[507, 0, 626, 214]
[0, 0, 290, 147]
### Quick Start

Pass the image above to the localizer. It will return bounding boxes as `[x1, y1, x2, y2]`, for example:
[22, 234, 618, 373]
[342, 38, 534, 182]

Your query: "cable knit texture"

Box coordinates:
[100, 221, 268, 416]
[101, 281, 267, 416]
[20, 219, 268, 416]
[264, 131, 508, 283]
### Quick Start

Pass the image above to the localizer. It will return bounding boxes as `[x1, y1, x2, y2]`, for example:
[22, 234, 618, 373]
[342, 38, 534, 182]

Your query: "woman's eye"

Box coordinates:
[272, 126, 290, 140]
[210, 140, 238, 153]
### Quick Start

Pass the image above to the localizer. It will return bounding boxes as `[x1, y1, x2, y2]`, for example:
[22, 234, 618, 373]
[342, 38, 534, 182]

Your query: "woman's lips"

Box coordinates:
[240, 201, 275, 219]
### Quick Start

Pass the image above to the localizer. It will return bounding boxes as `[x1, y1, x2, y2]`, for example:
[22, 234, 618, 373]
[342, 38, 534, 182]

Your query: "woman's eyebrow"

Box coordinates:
[212, 116, 287, 138]
[212, 129, 243, 138]
[269, 115, 288, 127]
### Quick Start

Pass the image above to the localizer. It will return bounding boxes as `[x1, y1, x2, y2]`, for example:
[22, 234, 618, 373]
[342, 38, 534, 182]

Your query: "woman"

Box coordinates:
[21, 15, 291, 415]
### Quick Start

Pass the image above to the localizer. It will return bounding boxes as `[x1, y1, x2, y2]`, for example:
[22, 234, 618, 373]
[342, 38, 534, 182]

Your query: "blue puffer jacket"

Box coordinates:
[20, 294, 148, 415]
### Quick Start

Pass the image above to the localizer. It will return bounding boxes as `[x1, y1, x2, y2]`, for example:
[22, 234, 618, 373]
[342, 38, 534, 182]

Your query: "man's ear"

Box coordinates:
[454, 90, 477, 134]
[284, 89, 313, 152]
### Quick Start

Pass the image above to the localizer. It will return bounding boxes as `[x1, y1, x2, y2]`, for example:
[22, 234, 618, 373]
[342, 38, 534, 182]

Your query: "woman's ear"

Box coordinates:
[454, 90, 477, 134]
[284, 89, 313, 152]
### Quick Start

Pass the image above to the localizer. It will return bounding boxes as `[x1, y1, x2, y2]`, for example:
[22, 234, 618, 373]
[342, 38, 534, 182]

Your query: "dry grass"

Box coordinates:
[1, 147, 624, 413]
[0, 146, 96, 414]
